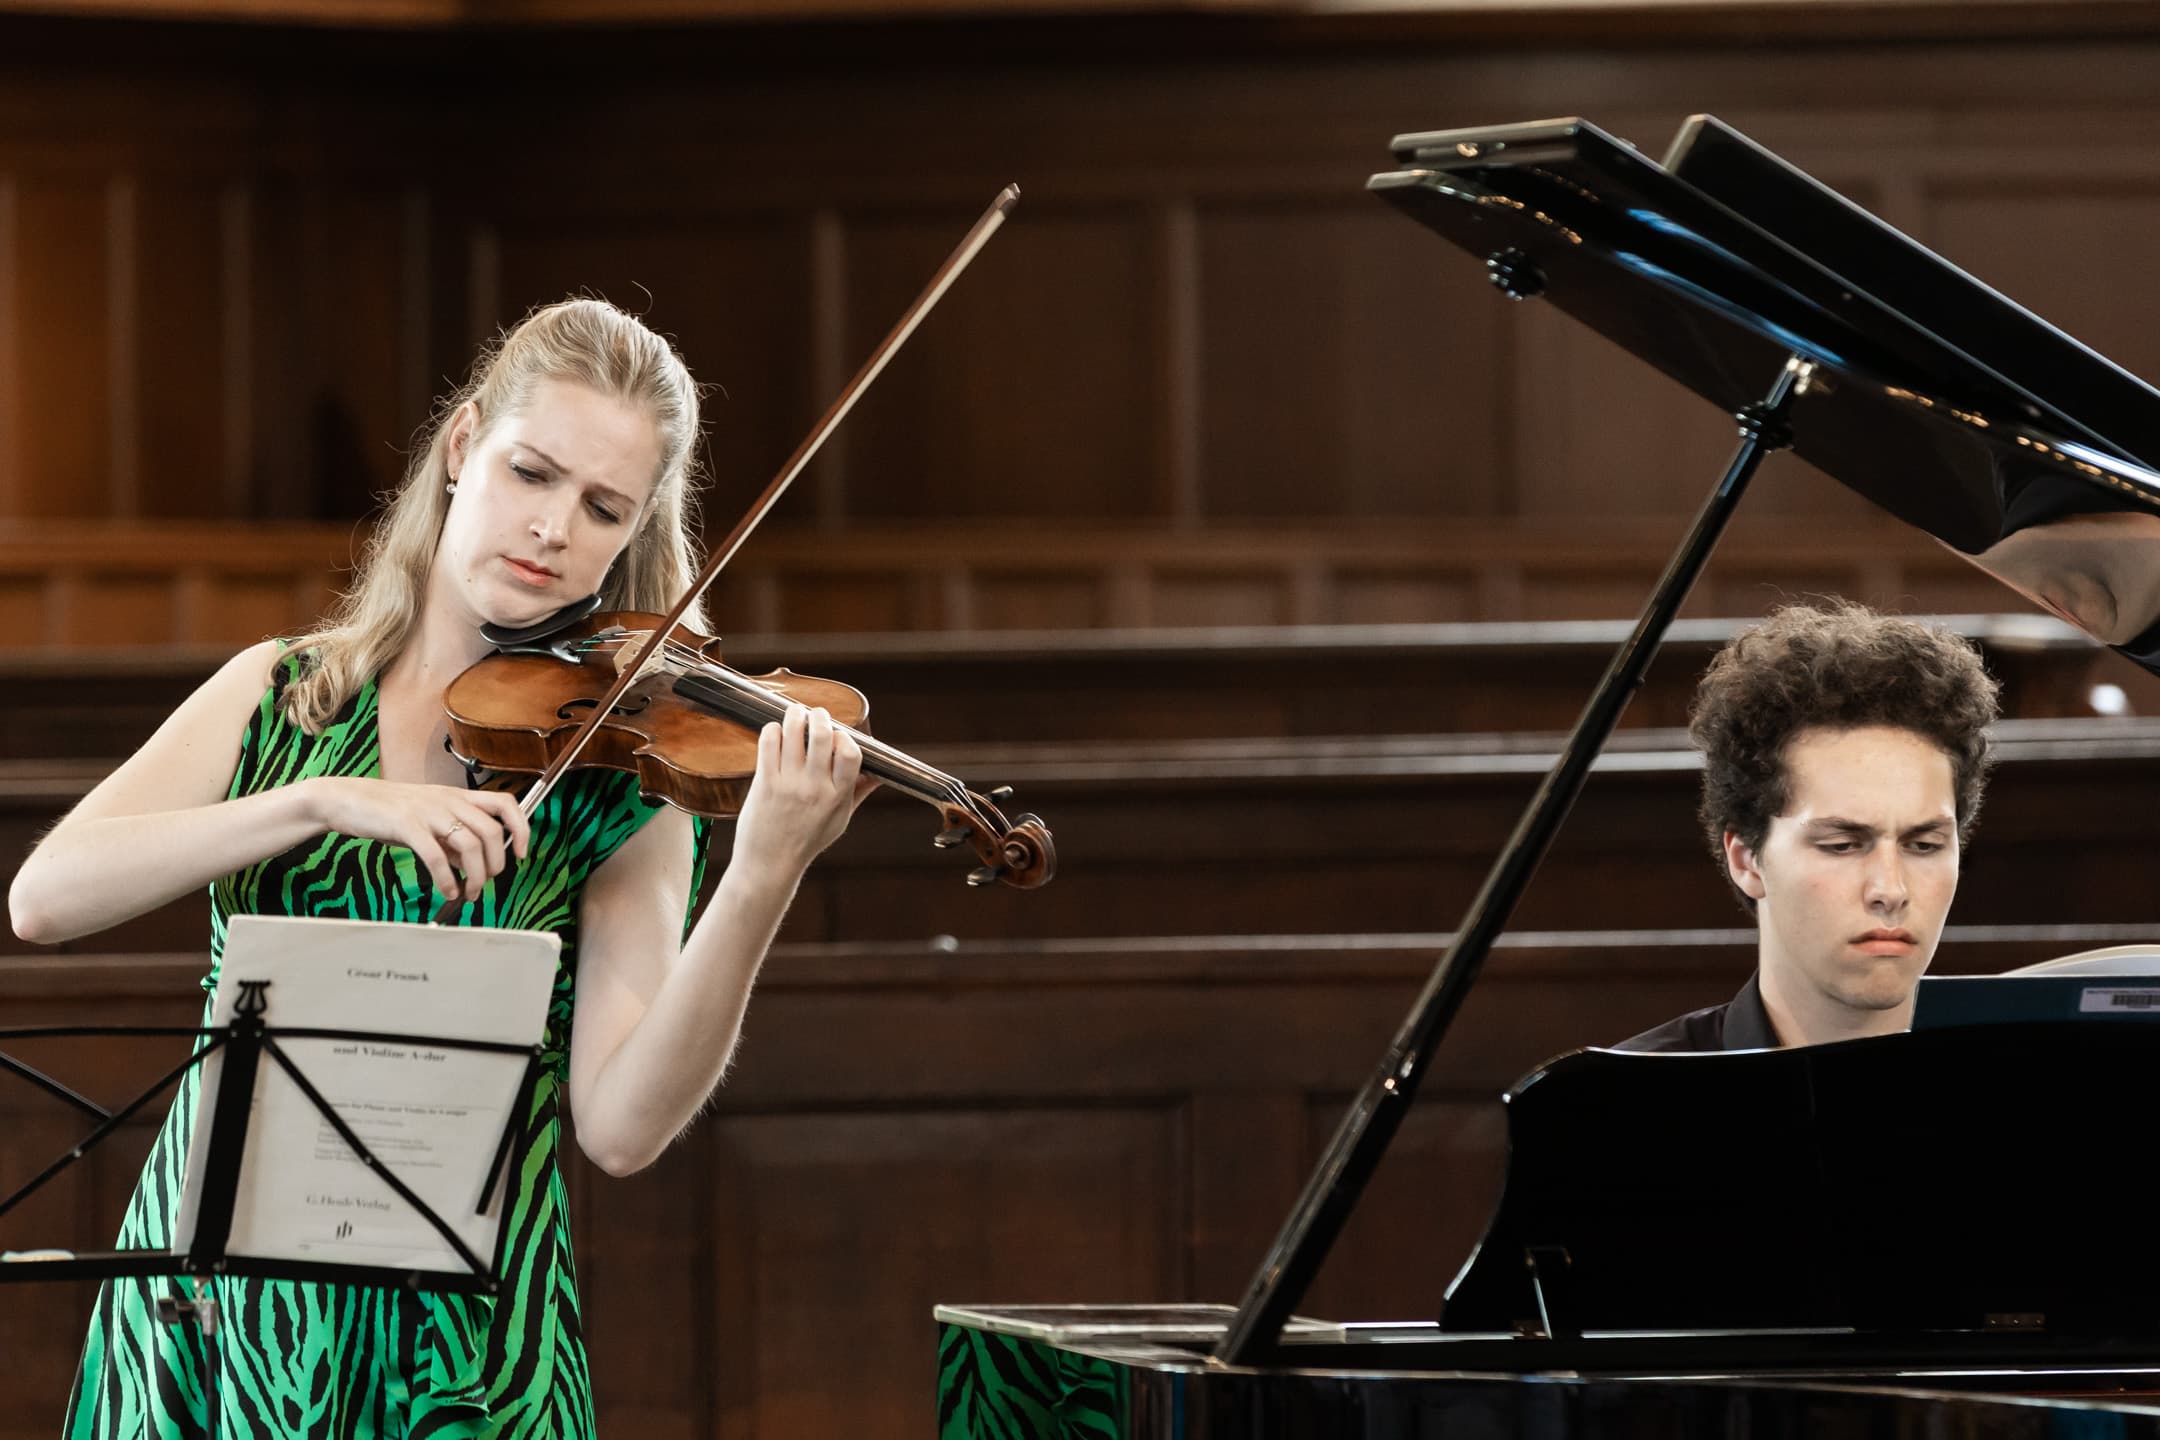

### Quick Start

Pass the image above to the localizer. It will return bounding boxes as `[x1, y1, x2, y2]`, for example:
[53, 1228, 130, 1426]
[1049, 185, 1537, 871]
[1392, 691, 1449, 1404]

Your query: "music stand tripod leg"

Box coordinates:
[155, 1275, 220, 1437]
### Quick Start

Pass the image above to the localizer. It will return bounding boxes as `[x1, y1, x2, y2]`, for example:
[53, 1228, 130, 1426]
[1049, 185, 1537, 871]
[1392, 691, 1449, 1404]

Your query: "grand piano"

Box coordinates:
[933, 117, 2160, 1436]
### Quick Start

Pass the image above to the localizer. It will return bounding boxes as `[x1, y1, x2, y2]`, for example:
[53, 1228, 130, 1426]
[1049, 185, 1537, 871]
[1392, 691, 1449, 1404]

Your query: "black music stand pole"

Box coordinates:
[1215, 354, 1814, 1366]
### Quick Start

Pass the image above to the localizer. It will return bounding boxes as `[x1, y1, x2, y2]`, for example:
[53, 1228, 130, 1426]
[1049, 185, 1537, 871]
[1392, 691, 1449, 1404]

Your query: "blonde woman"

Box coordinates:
[10, 298, 864, 1438]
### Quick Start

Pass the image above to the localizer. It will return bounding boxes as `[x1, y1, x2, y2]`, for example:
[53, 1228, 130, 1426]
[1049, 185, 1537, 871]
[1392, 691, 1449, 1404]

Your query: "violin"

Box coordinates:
[442, 610, 1054, 889]
[431, 186, 1048, 919]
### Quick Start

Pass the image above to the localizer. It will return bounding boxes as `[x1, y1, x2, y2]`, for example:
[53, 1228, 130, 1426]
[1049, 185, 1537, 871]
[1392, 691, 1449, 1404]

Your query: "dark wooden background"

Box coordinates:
[12, 0, 2160, 633]
[6, 2, 2160, 1435]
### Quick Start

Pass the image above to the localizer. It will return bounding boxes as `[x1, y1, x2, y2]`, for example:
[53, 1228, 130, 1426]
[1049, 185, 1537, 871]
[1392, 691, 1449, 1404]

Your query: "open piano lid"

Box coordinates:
[1364, 117, 2160, 1343]
[1373, 116, 2160, 668]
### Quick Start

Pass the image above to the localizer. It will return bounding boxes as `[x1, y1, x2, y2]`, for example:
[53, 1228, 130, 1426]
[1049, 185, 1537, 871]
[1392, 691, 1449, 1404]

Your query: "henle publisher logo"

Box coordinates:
[335, 1220, 353, 1240]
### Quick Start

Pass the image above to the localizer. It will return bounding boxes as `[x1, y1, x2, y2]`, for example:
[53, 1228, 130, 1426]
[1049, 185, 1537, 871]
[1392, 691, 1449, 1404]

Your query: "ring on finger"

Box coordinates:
[447, 820, 466, 837]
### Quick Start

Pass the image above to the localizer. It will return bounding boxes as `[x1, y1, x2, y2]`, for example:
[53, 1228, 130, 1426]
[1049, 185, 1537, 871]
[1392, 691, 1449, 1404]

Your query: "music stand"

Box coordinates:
[0, 955, 546, 1432]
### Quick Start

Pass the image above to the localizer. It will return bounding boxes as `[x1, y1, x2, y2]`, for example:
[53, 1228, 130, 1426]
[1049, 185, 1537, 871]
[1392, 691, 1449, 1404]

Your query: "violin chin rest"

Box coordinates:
[481, 593, 605, 648]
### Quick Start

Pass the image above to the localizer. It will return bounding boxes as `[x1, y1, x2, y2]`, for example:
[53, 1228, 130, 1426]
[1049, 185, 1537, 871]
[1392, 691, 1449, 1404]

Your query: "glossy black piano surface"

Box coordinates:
[939, 1024, 2160, 1436]
[937, 1309, 2160, 1438]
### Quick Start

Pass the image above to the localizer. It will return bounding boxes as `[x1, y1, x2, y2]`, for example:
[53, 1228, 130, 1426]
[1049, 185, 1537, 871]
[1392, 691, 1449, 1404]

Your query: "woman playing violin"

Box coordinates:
[8, 297, 866, 1439]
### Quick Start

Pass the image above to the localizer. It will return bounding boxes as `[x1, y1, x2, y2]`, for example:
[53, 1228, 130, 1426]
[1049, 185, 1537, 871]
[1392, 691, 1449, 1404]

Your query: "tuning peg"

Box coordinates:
[966, 865, 1006, 887]
[934, 827, 971, 849]
[987, 786, 1015, 805]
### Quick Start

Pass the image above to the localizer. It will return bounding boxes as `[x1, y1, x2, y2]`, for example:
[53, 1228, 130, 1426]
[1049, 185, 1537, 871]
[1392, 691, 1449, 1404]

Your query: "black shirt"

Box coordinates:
[1613, 972, 1781, 1052]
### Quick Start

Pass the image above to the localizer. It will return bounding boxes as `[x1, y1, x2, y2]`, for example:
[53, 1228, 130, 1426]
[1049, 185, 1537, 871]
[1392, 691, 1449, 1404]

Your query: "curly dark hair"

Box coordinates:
[1689, 601, 2002, 914]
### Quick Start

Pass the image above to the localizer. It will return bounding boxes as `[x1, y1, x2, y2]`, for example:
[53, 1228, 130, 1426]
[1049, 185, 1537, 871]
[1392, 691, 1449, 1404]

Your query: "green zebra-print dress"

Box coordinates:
[65, 653, 705, 1439]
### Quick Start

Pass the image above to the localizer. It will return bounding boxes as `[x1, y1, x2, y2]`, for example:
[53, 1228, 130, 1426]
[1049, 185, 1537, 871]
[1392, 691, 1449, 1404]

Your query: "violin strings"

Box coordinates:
[617, 639, 974, 809]
[652, 648, 1004, 837]
[596, 632, 973, 806]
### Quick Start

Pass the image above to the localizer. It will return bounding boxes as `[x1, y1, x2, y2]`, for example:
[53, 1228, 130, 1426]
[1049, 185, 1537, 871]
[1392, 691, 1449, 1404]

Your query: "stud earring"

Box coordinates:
[445, 480, 459, 495]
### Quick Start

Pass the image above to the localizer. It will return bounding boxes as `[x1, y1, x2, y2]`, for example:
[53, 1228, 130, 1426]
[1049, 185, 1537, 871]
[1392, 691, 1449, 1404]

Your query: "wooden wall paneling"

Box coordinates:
[488, 213, 821, 530]
[839, 205, 1161, 521]
[795, 761, 1735, 946]
[184, 571, 315, 645]
[1510, 566, 1660, 621]
[312, 181, 423, 518]
[247, 174, 313, 518]
[0, 603, 2105, 753]
[1696, 564, 1863, 618]
[769, 570, 919, 633]
[0, 961, 198, 1431]
[12, 31, 2160, 552]
[0, 525, 358, 651]
[14, 175, 113, 519]
[0, 1116, 107, 1406]
[703, 566, 782, 633]
[1332, 569, 1479, 624]
[104, 175, 137, 518]
[1155, 200, 1203, 525]
[0, 575, 39, 636]
[1198, 200, 1509, 520]
[134, 176, 229, 519]
[1300, 1094, 1504, 1322]
[0, 175, 15, 517]
[462, 218, 501, 361]
[793, 208, 848, 529]
[1152, 568, 1291, 627]
[398, 187, 432, 454]
[704, 1104, 1185, 1438]
[579, 1137, 715, 1440]
[1183, 1091, 1308, 1301]
[1858, 563, 2019, 620]
[1507, 295, 1746, 523]
[220, 180, 255, 515]
[793, 734, 2160, 946]
[230, 164, 428, 521]
[62, 571, 173, 643]
[968, 569, 1107, 630]
[15, 717, 2158, 956]
[1718, 455, 1894, 529]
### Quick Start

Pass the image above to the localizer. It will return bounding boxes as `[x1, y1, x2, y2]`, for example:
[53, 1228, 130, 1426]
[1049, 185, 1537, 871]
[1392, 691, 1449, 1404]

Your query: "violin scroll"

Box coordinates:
[939, 794, 1056, 891]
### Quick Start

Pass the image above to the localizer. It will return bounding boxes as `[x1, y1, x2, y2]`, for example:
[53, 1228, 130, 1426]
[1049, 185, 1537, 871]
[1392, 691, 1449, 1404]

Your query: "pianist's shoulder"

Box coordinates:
[1611, 973, 1777, 1053]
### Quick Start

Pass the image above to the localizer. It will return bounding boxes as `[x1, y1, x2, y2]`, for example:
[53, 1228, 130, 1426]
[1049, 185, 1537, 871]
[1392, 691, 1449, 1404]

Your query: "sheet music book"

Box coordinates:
[171, 915, 559, 1276]
[1912, 968, 2160, 1030]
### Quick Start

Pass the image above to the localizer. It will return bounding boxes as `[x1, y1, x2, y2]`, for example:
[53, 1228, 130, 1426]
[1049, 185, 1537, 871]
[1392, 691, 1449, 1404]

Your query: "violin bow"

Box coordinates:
[431, 185, 1019, 920]
[521, 183, 1018, 816]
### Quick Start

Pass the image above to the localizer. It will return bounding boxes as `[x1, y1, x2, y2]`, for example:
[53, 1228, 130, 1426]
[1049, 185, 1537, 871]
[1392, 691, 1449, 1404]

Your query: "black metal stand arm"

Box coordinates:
[1213, 356, 1814, 1367]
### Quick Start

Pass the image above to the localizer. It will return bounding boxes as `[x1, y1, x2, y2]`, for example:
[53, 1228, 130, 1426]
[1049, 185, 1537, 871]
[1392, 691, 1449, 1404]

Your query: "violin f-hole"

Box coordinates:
[556, 694, 653, 722]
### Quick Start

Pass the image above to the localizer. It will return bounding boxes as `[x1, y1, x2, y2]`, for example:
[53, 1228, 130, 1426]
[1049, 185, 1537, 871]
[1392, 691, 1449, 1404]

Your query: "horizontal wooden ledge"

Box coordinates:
[0, 612, 2096, 674]
[720, 613, 2098, 663]
[0, 523, 360, 572]
[762, 921, 2160, 986]
[7, 717, 2160, 800]
[914, 719, 2160, 784]
[3, 923, 2151, 996]
[0, 518, 1952, 563]
[0, 517, 2013, 643]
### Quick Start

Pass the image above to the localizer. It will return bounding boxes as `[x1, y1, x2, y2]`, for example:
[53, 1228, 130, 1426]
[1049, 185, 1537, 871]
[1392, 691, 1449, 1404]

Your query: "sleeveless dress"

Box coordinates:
[64, 655, 706, 1439]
